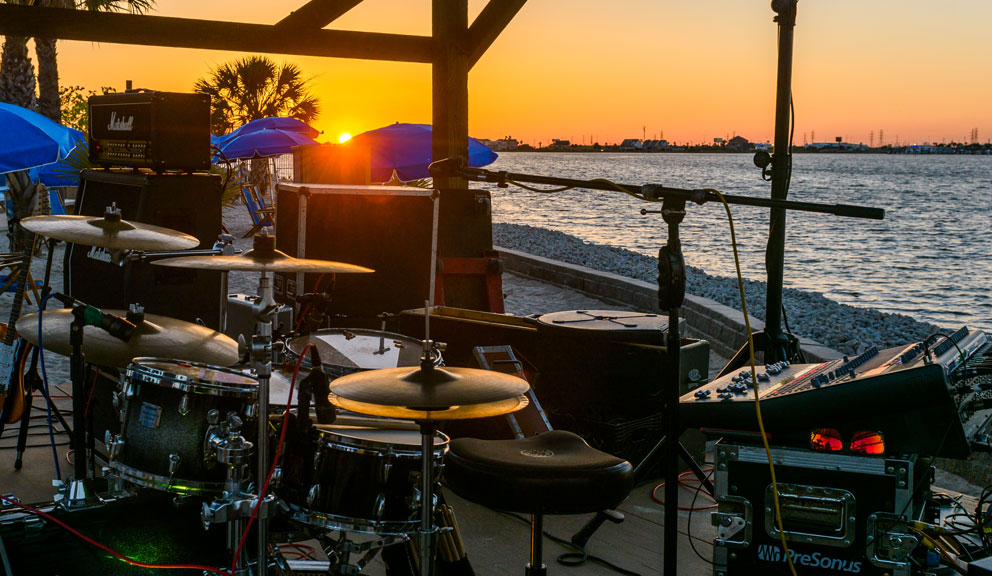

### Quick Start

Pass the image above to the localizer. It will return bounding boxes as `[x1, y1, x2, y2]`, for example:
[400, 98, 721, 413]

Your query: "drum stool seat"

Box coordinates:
[444, 430, 634, 575]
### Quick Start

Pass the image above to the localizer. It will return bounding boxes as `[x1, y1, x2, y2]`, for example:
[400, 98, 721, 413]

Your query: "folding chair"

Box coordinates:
[241, 184, 276, 238]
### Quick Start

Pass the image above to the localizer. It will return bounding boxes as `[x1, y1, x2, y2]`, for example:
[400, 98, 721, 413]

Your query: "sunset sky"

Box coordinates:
[48, 0, 992, 146]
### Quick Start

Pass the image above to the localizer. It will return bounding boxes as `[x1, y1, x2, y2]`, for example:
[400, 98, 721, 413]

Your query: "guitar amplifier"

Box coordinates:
[88, 91, 211, 171]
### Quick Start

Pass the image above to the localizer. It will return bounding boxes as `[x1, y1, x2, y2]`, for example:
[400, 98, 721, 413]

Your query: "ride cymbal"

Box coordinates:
[20, 209, 200, 251]
[16, 309, 239, 367]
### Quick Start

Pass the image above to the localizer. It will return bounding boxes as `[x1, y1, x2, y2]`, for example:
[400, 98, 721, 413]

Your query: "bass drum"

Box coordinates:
[109, 358, 258, 495]
[286, 328, 441, 378]
[285, 423, 449, 535]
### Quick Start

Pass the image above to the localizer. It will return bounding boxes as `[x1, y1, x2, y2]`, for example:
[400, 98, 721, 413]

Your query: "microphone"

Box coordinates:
[428, 156, 467, 178]
[52, 293, 137, 342]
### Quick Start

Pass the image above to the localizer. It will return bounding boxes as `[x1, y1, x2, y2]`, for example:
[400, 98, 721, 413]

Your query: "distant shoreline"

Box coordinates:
[496, 145, 992, 155]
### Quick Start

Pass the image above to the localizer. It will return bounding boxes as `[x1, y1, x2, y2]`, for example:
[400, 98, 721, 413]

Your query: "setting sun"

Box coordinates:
[338, 133, 352, 143]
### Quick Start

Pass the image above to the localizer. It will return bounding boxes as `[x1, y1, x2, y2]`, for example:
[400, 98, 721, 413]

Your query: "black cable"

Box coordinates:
[686, 468, 715, 565]
[925, 333, 966, 364]
[500, 511, 644, 576]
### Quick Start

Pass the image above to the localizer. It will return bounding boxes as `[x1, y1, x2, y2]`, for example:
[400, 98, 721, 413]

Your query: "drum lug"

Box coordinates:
[106, 433, 123, 459]
[178, 394, 190, 416]
[381, 461, 393, 484]
[307, 484, 320, 507]
[112, 390, 122, 410]
[168, 453, 181, 476]
[244, 402, 258, 420]
[373, 493, 387, 520]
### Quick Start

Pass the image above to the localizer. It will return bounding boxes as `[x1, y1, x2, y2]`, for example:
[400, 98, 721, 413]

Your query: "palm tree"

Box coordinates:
[0, 0, 36, 109]
[34, 0, 155, 122]
[194, 55, 320, 194]
[193, 55, 320, 136]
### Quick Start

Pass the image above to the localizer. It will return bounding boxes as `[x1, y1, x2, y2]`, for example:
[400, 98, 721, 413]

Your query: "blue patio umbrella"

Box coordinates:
[349, 123, 498, 182]
[214, 128, 319, 161]
[0, 102, 82, 173]
[29, 130, 86, 187]
[213, 117, 319, 149]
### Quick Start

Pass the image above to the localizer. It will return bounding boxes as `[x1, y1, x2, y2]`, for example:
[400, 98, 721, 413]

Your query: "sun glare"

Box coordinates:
[338, 133, 352, 143]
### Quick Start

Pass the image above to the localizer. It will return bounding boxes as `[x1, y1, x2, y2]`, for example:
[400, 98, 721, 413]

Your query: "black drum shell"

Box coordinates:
[114, 359, 258, 493]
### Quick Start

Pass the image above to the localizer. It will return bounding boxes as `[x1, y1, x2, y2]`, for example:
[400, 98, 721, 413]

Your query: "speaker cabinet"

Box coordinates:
[275, 183, 495, 321]
[65, 170, 223, 329]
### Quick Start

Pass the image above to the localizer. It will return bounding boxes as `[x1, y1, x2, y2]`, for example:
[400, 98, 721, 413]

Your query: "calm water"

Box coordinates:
[485, 152, 992, 332]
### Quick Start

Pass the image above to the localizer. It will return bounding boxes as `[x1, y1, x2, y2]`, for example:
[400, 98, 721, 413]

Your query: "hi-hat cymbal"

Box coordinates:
[151, 233, 373, 274]
[328, 365, 531, 421]
[20, 213, 200, 251]
[328, 394, 529, 421]
[16, 309, 239, 367]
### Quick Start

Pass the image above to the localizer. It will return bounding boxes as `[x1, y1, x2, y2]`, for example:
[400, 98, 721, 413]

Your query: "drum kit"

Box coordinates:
[13, 208, 532, 575]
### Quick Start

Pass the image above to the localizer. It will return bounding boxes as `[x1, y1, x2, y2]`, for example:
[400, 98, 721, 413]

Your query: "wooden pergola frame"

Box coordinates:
[0, 0, 527, 189]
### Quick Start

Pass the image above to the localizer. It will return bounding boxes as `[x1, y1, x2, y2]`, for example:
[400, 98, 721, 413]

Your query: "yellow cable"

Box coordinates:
[709, 188, 797, 576]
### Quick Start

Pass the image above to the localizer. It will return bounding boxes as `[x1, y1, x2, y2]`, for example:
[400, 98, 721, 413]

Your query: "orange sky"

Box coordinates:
[48, 0, 992, 146]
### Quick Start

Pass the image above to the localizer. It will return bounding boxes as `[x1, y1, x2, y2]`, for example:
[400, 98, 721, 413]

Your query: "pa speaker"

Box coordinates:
[65, 170, 223, 329]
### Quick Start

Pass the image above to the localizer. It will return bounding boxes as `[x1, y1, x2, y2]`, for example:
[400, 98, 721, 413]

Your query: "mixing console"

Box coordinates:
[680, 327, 988, 458]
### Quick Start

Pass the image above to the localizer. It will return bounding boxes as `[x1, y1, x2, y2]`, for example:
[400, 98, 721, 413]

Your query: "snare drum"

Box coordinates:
[286, 329, 440, 379]
[287, 424, 449, 534]
[109, 358, 258, 495]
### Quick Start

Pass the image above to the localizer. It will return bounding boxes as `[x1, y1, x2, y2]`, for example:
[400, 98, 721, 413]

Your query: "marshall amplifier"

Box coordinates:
[88, 91, 211, 171]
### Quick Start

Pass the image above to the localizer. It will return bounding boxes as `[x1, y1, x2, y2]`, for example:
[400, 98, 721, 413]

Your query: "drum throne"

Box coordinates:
[443, 430, 634, 576]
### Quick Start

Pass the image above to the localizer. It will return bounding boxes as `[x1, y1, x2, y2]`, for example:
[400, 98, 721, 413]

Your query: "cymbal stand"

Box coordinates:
[250, 270, 280, 576]
[54, 303, 101, 509]
[200, 409, 255, 575]
[416, 304, 441, 576]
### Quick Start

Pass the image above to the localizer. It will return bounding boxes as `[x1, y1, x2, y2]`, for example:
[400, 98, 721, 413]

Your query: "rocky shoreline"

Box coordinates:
[494, 222, 944, 356]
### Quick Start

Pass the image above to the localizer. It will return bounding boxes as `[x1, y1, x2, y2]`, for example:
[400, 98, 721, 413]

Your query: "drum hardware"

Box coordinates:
[126, 233, 238, 333]
[199, 408, 263, 575]
[153, 231, 375, 576]
[294, 347, 336, 426]
[327, 305, 530, 576]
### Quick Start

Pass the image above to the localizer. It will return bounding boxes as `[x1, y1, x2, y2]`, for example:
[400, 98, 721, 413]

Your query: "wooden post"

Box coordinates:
[432, 0, 469, 192]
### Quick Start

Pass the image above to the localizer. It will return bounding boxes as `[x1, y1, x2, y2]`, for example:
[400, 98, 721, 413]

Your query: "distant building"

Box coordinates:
[485, 137, 519, 151]
[619, 138, 643, 151]
[548, 138, 571, 149]
[754, 142, 772, 151]
[643, 139, 670, 151]
[805, 141, 869, 152]
[726, 136, 751, 152]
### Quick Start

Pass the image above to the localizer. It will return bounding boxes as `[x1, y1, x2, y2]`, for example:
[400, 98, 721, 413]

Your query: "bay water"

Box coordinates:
[486, 152, 992, 333]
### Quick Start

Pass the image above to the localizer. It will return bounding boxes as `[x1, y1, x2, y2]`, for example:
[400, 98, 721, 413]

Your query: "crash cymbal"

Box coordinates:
[151, 233, 373, 274]
[327, 364, 530, 420]
[20, 208, 200, 251]
[16, 309, 239, 367]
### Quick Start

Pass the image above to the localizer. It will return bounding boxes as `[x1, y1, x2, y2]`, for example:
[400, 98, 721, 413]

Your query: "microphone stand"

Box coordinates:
[429, 160, 881, 576]
[724, 0, 800, 370]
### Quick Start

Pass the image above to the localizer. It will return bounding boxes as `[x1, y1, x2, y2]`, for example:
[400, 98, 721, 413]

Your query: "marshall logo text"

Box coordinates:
[107, 111, 135, 132]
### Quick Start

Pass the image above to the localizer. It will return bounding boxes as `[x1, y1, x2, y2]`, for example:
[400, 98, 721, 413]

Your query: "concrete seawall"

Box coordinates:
[497, 246, 842, 362]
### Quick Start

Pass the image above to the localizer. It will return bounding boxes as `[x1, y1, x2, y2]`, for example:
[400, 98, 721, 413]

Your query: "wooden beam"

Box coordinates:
[0, 4, 433, 63]
[432, 0, 469, 192]
[467, 0, 526, 68]
[276, 0, 363, 31]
